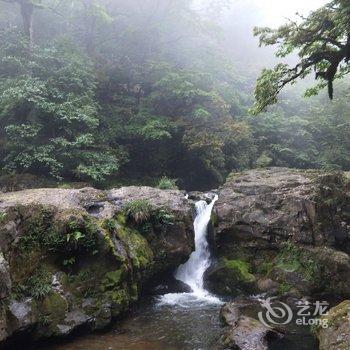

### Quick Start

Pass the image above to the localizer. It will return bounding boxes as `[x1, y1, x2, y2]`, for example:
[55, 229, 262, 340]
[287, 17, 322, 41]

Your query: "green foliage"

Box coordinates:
[277, 241, 302, 272]
[278, 282, 292, 294]
[153, 208, 175, 228]
[1, 0, 349, 189]
[62, 257, 76, 267]
[157, 177, 178, 190]
[256, 153, 273, 168]
[277, 241, 320, 284]
[17, 206, 98, 255]
[0, 28, 123, 183]
[0, 212, 7, 224]
[103, 218, 117, 232]
[247, 86, 350, 171]
[123, 199, 153, 225]
[253, 0, 350, 112]
[13, 267, 52, 300]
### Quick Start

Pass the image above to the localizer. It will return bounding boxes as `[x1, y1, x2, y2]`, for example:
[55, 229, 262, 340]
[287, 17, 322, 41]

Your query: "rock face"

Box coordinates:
[315, 300, 350, 350]
[218, 300, 282, 350]
[205, 258, 257, 295]
[0, 186, 194, 345]
[211, 167, 350, 297]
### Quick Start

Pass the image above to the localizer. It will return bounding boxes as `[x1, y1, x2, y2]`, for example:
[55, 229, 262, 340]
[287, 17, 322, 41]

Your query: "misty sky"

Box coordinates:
[243, 0, 329, 26]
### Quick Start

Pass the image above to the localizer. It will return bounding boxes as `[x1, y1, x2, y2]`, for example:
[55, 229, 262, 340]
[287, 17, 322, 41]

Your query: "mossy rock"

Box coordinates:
[37, 292, 68, 336]
[115, 217, 154, 272]
[205, 259, 257, 295]
[315, 300, 350, 350]
[101, 269, 123, 292]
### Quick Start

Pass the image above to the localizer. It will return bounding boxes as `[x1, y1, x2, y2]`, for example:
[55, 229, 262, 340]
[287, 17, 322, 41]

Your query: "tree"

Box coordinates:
[252, 0, 350, 114]
[0, 29, 123, 182]
[1, 0, 44, 48]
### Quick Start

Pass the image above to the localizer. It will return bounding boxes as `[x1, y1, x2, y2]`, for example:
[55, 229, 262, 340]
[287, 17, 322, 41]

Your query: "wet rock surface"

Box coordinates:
[315, 300, 350, 350]
[214, 167, 350, 297]
[218, 300, 282, 350]
[0, 186, 195, 346]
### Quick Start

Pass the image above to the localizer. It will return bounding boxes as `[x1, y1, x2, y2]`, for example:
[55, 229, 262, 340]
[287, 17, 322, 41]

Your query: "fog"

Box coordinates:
[0, 0, 348, 190]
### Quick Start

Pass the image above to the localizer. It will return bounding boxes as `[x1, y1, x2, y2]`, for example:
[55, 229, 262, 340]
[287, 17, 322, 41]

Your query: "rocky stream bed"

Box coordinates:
[0, 167, 349, 350]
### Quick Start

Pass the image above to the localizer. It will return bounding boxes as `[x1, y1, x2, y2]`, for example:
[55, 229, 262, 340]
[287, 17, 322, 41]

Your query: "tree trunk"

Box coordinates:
[19, 0, 34, 50]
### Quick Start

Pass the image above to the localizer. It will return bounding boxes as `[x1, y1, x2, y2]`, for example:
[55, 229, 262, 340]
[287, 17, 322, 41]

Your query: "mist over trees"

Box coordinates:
[0, 0, 349, 190]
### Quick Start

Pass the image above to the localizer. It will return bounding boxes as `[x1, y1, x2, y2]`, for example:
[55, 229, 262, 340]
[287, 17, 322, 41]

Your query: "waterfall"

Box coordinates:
[158, 195, 221, 305]
[175, 195, 218, 295]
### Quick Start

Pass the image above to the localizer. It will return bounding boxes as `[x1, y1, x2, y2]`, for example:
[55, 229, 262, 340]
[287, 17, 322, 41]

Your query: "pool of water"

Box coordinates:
[41, 296, 223, 350]
[38, 293, 318, 350]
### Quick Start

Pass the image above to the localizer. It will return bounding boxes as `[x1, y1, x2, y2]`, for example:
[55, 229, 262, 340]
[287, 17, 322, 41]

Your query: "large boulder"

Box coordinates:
[0, 186, 194, 345]
[214, 168, 350, 297]
[218, 300, 282, 350]
[205, 258, 257, 295]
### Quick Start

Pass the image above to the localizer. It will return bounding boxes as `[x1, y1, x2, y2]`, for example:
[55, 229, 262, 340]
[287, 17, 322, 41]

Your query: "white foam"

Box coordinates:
[157, 195, 222, 307]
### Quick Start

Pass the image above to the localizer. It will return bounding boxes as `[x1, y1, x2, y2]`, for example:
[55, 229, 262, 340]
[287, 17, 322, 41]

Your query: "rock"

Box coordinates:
[205, 259, 257, 295]
[8, 298, 36, 332]
[151, 277, 192, 295]
[108, 186, 194, 271]
[216, 168, 349, 250]
[0, 253, 11, 298]
[0, 174, 53, 193]
[215, 168, 350, 297]
[187, 191, 216, 203]
[315, 300, 350, 350]
[218, 301, 282, 350]
[0, 185, 195, 346]
[257, 278, 279, 293]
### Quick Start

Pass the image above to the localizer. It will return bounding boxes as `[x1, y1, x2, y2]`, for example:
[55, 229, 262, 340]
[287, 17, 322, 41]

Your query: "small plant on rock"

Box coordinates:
[157, 176, 178, 190]
[154, 208, 175, 227]
[123, 199, 153, 224]
[13, 267, 53, 300]
[0, 212, 6, 223]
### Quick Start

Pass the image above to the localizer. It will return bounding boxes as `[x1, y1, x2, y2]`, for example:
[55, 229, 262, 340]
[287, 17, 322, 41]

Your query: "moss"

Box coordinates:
[116, 220, 154, 271]
[17, 205, 59, 253]
[210, 210, 218, 227]
[226, 171, 244, 182]
[224, 259, 256, 283]
[257, 261, 274, 277]
[40, 292, 68, 329]
[276, 242, 320, 284]
[278, 282, 292, 294]
[101, 270, 123, 292]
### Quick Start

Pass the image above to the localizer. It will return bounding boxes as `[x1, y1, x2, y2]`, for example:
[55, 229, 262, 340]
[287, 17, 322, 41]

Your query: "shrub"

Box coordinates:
[123, 199, 153, 224]
[256, 152, 273, 168]
[157, 176, 178, 190]
[154, 208, 175, 227]
[13, 267, 52, 300]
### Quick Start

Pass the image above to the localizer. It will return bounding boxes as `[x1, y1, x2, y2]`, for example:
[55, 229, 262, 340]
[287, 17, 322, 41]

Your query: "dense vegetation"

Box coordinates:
[0, 0, 349, 190]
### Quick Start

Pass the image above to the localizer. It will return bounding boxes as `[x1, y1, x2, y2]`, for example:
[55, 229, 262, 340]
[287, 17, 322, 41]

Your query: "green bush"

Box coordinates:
[154, 208, 175, 227]
[13, 267, 52, 300]
[157, 177, 178, 190]
[123, 199, 153, 224]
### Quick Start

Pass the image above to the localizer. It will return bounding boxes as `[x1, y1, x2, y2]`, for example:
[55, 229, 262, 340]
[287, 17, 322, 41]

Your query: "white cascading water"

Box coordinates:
[158, 195, 221, 305]
[175, 196, 217, 294]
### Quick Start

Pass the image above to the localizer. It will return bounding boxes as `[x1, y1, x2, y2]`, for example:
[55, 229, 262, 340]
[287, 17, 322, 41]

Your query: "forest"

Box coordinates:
[0, 0, 349, 190]
[0, 2, 350, 350]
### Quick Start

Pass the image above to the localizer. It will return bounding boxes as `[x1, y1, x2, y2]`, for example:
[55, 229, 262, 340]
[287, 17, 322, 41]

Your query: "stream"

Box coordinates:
[39, 196, 318, 350]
